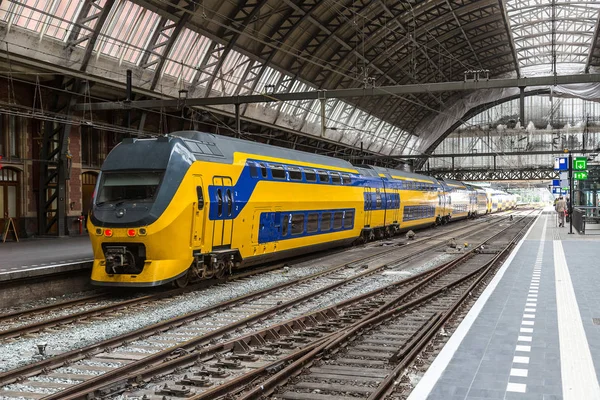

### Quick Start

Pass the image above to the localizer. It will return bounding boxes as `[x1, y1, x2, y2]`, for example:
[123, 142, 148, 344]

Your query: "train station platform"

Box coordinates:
[0, 236, 92, 281]
[410, 207, 600, 400]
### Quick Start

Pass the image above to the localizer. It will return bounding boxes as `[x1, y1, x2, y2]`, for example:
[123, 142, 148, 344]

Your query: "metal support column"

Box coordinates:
[569, 153, 574, 234]
[126, 69, 132, 129]
[519, 86, 525, 127]
[38, 79, 81, 236]
[319, 92, 326, 137]
[235, 103, 241, 138]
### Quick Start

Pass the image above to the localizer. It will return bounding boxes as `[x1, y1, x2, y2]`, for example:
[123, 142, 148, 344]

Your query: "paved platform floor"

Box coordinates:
[410, 208, 600, 400]
[0, 236, 92, 278]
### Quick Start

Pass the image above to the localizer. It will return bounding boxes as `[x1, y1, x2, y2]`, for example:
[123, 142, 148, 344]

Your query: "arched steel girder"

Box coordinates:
[317, 0, 450, 91]
[202, 0, 270, 97]
[270, 0, 444, 123]
[514, 30, 595, 42]
[266, 0, 437, 134]
[414, 88, 551, 170]
[517, 42, 591, 53]
[391, 46, 515, 89]
[274, 0, 381, 127]
[510, 18, 597, 29]
[361, 0, 499, 80]
[142, 0, 197, 91]
[66, 0, 116, 72]
[518, 52, 590, 63]
[585, 9, 600, 72]
[497, 0, 521, 78]
[234, 3, 317, 100]
[381, 12, 506, 84]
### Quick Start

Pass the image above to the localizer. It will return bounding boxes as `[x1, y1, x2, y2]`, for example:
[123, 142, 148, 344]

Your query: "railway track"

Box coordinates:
[0, 210, 535, 400]
[242, 212, 536, 400]
[0, 212, 506, 342]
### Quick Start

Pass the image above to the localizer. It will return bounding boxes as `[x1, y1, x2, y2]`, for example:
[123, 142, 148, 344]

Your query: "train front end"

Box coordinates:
[88, 136, 195, 287]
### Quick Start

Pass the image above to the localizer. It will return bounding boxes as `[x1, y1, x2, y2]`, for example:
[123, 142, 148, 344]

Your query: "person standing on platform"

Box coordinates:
[556, 196, 567, 227]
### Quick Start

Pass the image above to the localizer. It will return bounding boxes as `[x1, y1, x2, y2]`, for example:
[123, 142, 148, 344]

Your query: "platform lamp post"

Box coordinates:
[569, 152, 573, 234]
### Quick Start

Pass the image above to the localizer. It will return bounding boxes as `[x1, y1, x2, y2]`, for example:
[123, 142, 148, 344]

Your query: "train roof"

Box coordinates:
[368, 166, 441, 185]
[439, 178, 467, 189]
[172, 131, 355, 170]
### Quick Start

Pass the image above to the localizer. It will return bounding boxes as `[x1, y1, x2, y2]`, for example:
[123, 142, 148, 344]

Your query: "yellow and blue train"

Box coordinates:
[87, 131, 516, 287]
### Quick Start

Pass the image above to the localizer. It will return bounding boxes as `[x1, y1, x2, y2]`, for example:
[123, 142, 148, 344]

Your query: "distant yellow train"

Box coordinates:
[87, 131, 516, 287]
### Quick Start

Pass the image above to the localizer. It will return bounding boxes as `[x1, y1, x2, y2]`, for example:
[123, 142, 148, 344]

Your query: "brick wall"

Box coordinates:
[68, 126, 82, 217]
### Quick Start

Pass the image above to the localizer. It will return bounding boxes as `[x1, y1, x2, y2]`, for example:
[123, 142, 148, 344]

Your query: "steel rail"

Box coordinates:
[29, 214, 524, 400]
[51, 211, 536, 400]
[237, 211, 537, 400]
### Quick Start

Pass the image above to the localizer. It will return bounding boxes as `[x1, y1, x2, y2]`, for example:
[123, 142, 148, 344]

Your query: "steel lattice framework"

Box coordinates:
[1, 0, 600, 156]
[426, 168, 559, 181]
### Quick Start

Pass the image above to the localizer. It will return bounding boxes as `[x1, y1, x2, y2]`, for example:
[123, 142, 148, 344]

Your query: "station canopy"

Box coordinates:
[2, 0, 600, 157]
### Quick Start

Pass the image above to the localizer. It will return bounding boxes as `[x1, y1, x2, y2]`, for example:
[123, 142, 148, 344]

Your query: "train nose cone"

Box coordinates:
[116, 208, 126, 218]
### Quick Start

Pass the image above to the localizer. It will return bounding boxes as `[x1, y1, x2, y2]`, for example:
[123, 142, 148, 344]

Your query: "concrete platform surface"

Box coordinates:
[0, 236, 92, 280]
[410, 208, 600, 400]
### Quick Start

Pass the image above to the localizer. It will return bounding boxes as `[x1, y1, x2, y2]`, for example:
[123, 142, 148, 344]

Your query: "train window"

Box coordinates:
[343, 210, 354, 228]
[226, 189, 233, 216]
[198, 143, 211, 154]
[282, 215, 290, 236]
[307, 213, 319, 233]
[216, 189, 223, 217]
[333, 212, 343, 229]
[271, 165, 286, 180]
[321, 212, 331, 231]
[259, 163, 268, 178]
[376, 193, 382, 209]
[318, 170, 330, 183]
[305, 169, 317, 182]
[331, 173, 342, 185]
[288, 167, 302, 181]
[341, 174, 351, 185]
[250, 163, 259, 178]
[291, 214, 304, 235]
[197, 187, 204, 210]
[97, 171, 163, 204]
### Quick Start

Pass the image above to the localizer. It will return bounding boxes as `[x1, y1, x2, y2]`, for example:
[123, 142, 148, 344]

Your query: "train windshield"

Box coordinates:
[96, 171, 164, 205]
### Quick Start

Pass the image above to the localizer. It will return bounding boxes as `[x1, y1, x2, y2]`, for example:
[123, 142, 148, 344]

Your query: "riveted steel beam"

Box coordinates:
[74, 73, 600, 110]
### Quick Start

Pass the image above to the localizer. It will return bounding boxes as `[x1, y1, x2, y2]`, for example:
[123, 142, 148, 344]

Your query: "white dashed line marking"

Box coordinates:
[507, 382, 527, 393]
[521, 327, 534, 333]
[510, 368, 529, 377]
[516, 345, 531, 352]
[518, 336, 532, 342]
[513, 356, 530, 364]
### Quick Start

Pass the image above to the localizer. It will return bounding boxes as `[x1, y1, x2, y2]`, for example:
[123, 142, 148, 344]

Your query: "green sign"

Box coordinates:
[574, 171, 588, 180]
[574, 157, 588, 170]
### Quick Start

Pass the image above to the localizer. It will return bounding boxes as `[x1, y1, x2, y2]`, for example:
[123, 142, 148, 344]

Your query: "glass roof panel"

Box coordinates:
[507, 0, 600, 74]
[0, 0, 82, 41]
[213, 51, 250, 96]
[163, 28, 211, 82]
[95, 0, 160, 65]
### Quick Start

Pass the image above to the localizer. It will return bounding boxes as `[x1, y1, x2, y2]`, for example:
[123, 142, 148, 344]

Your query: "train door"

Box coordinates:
[212, 176, 233, 249]
[364, 187, 373, 227]
[381, 181, 388, 226]
[192, 175, 206, 248]
[391, 189, 400, 222]
[438, 191, 445, 218]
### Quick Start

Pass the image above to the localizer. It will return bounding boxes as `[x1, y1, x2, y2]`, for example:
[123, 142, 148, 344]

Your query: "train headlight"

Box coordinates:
[127, 229, 136, 237]
[104, 229, 113, 237]
[139, 228, 147, 236]
[95, 228, 102, 235]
